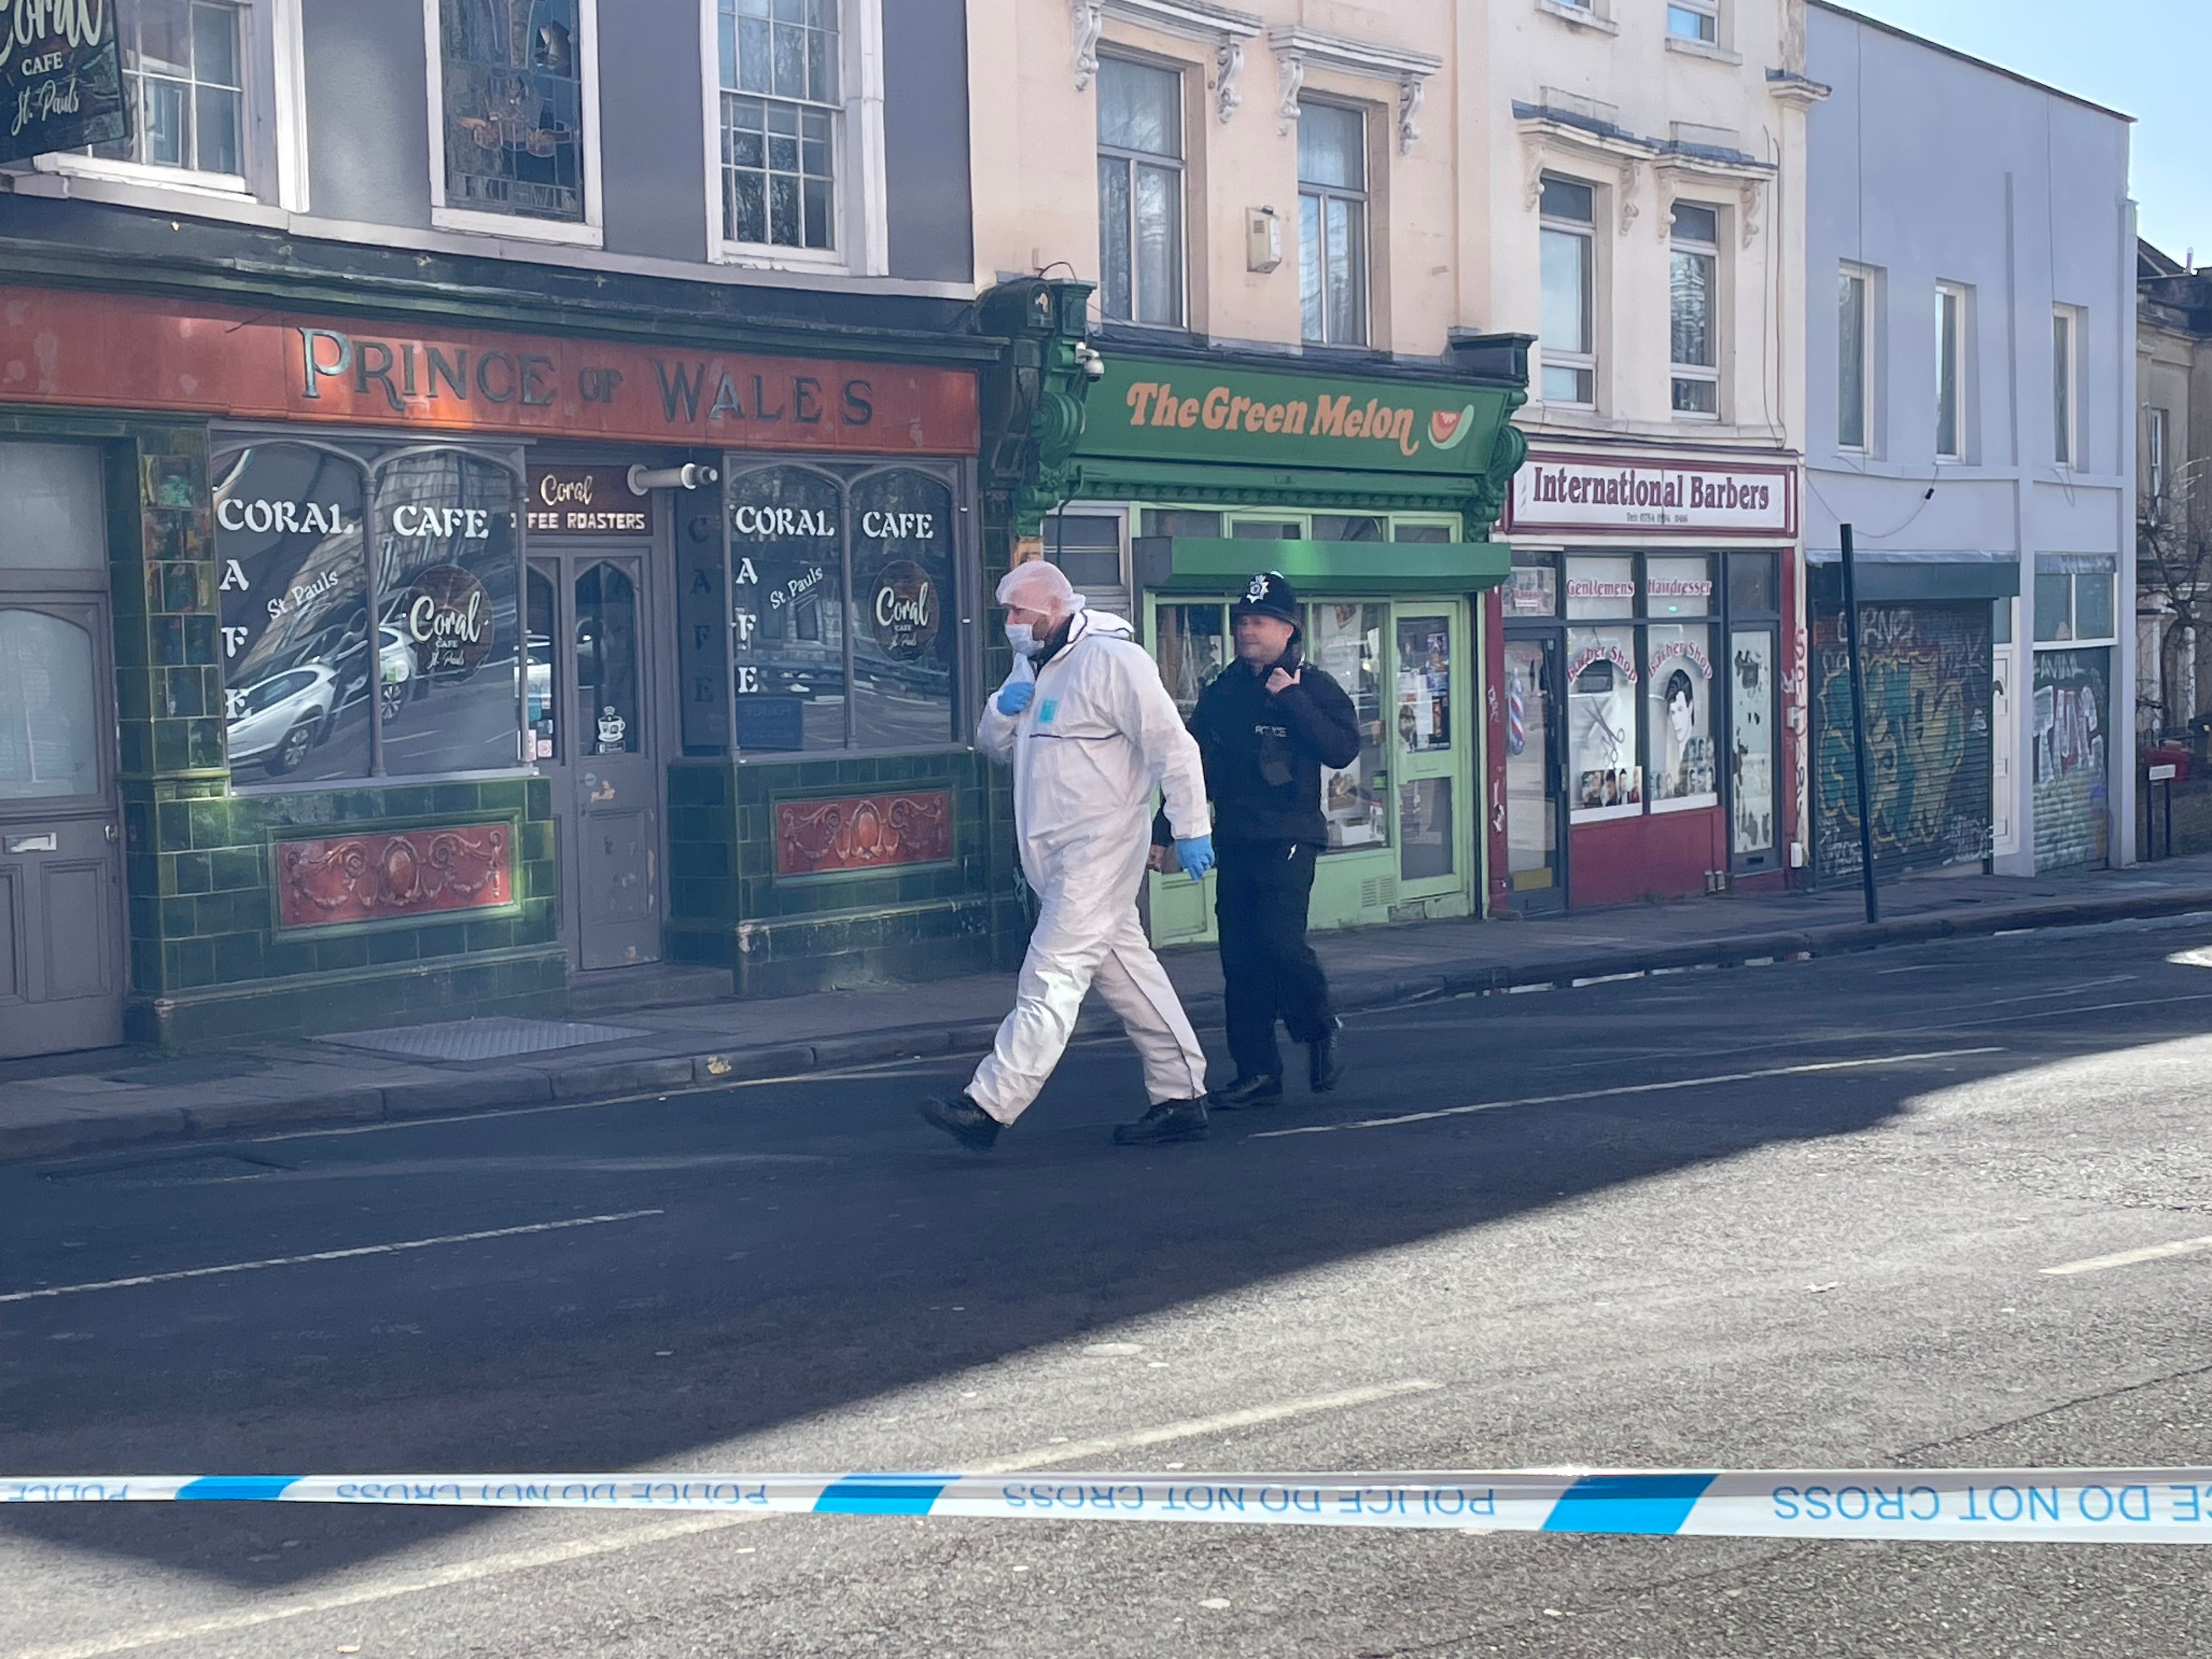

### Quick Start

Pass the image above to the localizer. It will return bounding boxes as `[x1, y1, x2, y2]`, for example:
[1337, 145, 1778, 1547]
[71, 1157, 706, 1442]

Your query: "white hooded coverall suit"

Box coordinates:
[967, 608, 1212, 1124]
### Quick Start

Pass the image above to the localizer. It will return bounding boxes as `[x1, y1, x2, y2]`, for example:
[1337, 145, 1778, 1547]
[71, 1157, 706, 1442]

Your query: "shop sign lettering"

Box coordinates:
[1, 0, 128, 163]
[732, 504, 836, 539]
[1567, 640, 1638, 684]
[0, 286, 979, 455]
[1650, 638, 1714, 679]
[1565, 579, 1635, 601]
[215, 496, 354, 536]
[526, 465, 650, 537]
[1508, 452, 1797, 538]
[1080, 353, 1508, 478]
[391, 504, 495, 539]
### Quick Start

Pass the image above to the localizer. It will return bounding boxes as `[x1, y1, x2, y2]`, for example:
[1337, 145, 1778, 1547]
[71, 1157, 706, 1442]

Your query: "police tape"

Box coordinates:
[7, 1469, 2212, 1543]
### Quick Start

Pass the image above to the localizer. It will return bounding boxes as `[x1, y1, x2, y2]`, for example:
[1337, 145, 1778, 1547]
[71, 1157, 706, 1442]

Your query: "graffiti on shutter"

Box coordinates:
[1810, 600, 1994, 882]
[2032, 647, 2111, 870]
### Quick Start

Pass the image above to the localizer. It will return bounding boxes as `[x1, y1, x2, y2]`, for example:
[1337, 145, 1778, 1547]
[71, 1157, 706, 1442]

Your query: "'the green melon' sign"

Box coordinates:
[1079, 353, 1509, 477]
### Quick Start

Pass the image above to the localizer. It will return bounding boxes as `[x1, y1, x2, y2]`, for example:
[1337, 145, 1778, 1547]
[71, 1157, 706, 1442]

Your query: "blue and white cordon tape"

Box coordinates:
[8, 1469, 2212, 1544]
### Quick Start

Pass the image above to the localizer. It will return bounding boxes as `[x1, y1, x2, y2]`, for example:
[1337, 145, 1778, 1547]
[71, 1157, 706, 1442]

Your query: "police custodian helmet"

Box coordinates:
[1232, 569, 1301, 625]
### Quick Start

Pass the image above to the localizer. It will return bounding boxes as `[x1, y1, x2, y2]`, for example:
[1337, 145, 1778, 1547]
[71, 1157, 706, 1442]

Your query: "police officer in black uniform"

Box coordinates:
[1156, 571, 1362, 1106]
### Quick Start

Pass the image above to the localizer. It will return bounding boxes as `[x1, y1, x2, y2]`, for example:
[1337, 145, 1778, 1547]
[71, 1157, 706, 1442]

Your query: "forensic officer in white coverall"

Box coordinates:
[918, 561, 1218, 1150]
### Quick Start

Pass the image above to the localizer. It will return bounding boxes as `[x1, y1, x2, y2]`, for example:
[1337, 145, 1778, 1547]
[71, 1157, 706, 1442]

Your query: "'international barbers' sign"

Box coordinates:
[2, 0, 131, 163]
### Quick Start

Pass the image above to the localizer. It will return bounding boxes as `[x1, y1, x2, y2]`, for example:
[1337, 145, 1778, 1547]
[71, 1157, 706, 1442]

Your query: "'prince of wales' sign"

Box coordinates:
[2, 0, 129, 163]
[1080, 355, 1509, 477]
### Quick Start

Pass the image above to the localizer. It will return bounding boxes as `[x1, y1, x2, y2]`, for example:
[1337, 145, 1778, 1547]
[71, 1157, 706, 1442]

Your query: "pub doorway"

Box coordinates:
[527, 542, 664, 972]
[0, 442, 127, 1057]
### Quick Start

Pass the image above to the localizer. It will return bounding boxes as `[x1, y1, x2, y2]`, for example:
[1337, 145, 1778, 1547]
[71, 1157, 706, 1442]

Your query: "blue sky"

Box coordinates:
[1839, 0, 2208, 259]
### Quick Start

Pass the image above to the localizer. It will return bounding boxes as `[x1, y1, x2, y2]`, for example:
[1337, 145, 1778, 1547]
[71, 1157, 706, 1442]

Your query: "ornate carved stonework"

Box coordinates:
[775, 791, 954, 878]
[277, 824, 512, 930]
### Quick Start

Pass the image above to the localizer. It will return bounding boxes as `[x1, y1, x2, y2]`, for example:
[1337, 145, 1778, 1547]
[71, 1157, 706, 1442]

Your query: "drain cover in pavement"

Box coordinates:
[318, 1017, 649, 1063]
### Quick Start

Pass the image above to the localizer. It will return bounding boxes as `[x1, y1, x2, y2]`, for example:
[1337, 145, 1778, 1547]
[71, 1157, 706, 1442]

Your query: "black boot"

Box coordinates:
[1111, 1098, 1210, 1146]
[1211, 1073, 1284, 1109]
[1307, 1026, 1341, 1093]
[917, 1093, 1002, 1151]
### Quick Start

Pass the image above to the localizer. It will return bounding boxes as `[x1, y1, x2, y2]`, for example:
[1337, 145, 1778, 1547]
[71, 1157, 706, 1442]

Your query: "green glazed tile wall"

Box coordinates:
[0, 413, 571, 1048]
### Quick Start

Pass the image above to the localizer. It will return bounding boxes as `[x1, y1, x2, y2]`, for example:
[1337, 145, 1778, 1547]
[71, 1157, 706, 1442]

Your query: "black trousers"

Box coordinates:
[1215, 839, 1333, 1082]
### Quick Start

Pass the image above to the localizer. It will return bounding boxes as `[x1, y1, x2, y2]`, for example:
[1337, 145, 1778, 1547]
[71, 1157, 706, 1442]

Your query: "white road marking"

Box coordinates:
[2040, 1235, 2212, 1277]
[0, 1381, 1439, 1659]
[1248, 1048, 2002, 1139]
[1973, 975, 2137, 1008]
[0, 1211, 665, 1304]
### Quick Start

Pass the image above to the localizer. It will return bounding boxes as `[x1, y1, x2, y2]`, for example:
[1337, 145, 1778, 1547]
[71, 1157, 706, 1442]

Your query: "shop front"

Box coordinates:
[1803, 555, 2016, 883]
[1499, 447, 1801, 910]
[1043, 343, 1528, 944]
[0, 282, 982, 1050]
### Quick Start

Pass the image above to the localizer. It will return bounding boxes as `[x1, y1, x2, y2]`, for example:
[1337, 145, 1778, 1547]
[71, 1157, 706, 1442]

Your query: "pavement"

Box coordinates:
[7, 851, 2212, 1166]
[6, 912, 2212, 1655]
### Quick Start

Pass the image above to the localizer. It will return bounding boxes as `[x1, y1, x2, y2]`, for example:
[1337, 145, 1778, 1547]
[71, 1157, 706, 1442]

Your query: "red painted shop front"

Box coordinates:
[1495, 447, 1803, 912]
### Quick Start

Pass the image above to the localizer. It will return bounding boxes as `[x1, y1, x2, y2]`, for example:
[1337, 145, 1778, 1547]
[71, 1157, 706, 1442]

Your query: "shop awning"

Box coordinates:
[1133, 536, 1512, 595]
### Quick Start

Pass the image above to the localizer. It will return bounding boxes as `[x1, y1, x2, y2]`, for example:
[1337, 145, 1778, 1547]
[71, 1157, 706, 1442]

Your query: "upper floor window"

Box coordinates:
[86, 0, 246, 179]
[1097, 56, 1184, 329]
[1934, 281, 1968, 461]
[1838, 263, 1874, 452]
[718, 0, 839, 251]
[1667, 0, 1719, 44]
[1298, 101, 1368, 347]
[2148, 407, 2169, 518]
[435, 0, 590, 226]
[2053, 306, 2081, 469]
[1539, 175, 1596, 407]
[1669, 202, 1720, 418]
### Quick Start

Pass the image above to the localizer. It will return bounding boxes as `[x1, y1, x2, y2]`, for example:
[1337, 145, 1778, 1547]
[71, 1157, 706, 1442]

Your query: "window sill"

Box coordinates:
[431, 205, 605, 248]
[30, 152, 252, 201]
[1535, 0, 1619, 35]
[714, 241, 853, 274]
[1664, 35, 1742, 66]
[1572, 803, 1644, 826]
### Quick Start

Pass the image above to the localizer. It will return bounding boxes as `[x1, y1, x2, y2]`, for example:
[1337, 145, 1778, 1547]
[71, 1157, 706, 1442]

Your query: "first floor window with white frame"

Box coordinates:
[1297, 100, 1368, 347]
[1935, 281, 1968, 461]
[2148, 406, 2168, 517]
[1838, 263, 1874, 452]
[1669, 201, 1720, 417]
[2053, 306, 2081, 469]
[718, 0, 840, 251]
[1097, 55, 1186, 328]
[1667, 0, 1719, 43]
[1539, 175, 1597, 407]
[87, 0, 247, 179]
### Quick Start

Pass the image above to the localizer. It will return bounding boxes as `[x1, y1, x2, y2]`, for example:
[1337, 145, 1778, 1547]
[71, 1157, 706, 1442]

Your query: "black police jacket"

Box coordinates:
[1158, 653, 1363, 849]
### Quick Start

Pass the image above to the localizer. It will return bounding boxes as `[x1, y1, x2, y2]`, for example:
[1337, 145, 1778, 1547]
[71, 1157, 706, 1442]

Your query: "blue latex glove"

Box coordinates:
[1174, 834, 1215, 881]
[996, 679, 1036, 716]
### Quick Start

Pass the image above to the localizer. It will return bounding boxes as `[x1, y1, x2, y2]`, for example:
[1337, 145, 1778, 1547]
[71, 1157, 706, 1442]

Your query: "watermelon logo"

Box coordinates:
[1429, 404, 1477, 451]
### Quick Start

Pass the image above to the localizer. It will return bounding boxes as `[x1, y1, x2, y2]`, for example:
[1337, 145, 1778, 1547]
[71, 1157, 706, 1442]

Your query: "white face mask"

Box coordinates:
[1005, 622, 1041, 658]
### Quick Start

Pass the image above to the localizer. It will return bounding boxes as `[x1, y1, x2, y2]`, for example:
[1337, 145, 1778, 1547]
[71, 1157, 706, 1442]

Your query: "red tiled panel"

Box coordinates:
[276, 823, 513, 930]
[775, 791, 953, 878]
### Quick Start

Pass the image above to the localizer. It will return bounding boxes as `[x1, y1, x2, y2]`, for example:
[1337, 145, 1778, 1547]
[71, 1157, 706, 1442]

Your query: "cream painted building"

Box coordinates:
[1480, 0, 1825, 909]
[967, 1, 1821, 922]
[968, 2, 1536, 940]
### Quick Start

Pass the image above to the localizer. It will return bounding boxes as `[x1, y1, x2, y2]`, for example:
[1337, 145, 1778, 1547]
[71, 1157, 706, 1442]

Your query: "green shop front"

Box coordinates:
[1044, 344, 1527, 945]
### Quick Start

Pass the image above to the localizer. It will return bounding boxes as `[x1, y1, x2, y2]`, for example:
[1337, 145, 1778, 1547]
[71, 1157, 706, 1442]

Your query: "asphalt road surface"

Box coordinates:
[6, 914, 2212, 1657]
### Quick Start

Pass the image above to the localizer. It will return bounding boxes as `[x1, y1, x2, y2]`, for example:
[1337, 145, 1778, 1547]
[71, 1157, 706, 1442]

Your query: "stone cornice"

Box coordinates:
[1070, 0, 1263, 122]
[1265, 26, 1444, 151]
